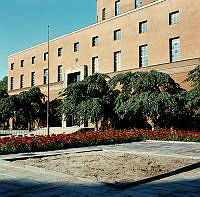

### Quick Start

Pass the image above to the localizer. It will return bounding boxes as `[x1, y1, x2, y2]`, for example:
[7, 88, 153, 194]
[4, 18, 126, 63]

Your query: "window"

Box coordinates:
[170, 37, 180, 62]
[58, 65, 62, 82]
[114, 51, 121, 72]
[139, 45, 148, 67]
[44, 69, 48, 84]
[92, 56, 99, 74]
[92, 36, 99, 47]
[11, 63, 14, 70]
[32, 56, 35, 64]
[114, 29, 121, 40]
[44, 52, 48, 61]
[58, 48, 63, 57]
[67, 72, 81, 85]
[10, 77, 14, 90]
[74, 42, 80, 52]
[135, 0, 142, 8]
[31, 72, 35, 86]
[139, 21, 147, 33]
[21, 60, 24, 67]
[20, 74, 24, 89]
[102, 8, 106, 20]
[115, 1, 120, 16]
[169, 11, 180, 25]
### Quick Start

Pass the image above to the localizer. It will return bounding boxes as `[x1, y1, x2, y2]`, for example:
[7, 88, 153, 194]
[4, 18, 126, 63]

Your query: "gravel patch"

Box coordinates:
[14, 151, 199, 184]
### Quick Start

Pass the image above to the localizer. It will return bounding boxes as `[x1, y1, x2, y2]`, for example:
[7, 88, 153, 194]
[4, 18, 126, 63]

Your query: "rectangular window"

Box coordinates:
[139, 21, 147, 33]
[115, 1, 120, 16]
[135, 0, 142, 8]
[114, 51, 121, 72]
[44, 69, 48, 84]
[10, 77, 14, 90]
[21, 60, 24, 67]
[67, 72, 81, 85]
[32, 56, 35, 64]
[139, 45, 148, 67]
[58, 48, 63, 57]
[92, 36, 99, 47]
[44, 52, 48, 61]
[58, 65, 62, 82]
[11, 63, 14, 70]
[114, 29, 121, 40]
[169, 11, 180, 25]
[31, 72, 35, 86]
[102, 8, 106, 20]
[170, 37, 180, 62]
[74, 42, 80, 52]
[92, 56, 99, 74]
[20, 74, 24, 89]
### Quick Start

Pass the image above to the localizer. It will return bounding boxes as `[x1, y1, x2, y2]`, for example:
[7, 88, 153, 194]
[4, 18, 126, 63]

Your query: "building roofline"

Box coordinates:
[8, 0, 166, 58]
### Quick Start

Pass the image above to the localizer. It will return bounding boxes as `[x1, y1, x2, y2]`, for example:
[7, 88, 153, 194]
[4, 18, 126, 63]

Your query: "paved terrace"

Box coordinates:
[0, 141, 200, 196]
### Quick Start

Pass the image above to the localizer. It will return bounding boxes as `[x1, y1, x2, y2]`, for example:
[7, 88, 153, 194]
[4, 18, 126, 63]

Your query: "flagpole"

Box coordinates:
[47, 25, 50, 135]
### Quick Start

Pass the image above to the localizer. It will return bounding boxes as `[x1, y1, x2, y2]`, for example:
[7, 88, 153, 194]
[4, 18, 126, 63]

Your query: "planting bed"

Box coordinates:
[14, 151, 199, 184]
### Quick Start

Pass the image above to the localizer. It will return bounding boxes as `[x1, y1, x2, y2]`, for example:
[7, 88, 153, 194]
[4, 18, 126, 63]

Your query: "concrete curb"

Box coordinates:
[146, 140, 200, 144]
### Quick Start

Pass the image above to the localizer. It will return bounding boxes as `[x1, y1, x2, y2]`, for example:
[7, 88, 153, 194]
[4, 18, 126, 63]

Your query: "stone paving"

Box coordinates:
[0, 141, 200, 196]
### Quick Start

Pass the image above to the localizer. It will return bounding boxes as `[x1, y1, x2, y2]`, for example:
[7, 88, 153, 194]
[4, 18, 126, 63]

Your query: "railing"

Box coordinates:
[0, 128, 48, 137]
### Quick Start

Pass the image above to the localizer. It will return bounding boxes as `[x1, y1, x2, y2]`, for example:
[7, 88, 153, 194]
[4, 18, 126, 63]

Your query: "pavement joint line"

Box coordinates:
[1, 148, 103, 161]
[111, 161, 200, 190]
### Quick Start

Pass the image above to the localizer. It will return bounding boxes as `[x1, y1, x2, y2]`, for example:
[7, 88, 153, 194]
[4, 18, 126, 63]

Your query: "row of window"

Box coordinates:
[101, 0, 180, 22]
[93, 37, 180, 72]
[10, 37, 180, 90]
[10, 65, 63, 90]
[102, 0, 142, 21]
[10, 11, 179, 71]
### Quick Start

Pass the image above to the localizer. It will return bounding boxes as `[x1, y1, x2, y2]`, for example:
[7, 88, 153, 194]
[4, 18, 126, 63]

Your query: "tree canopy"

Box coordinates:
[185, 65, 200, 117]
[59, 73, 115, 129]
[0, 76, 8, 91]
[109, 70, 185, 130]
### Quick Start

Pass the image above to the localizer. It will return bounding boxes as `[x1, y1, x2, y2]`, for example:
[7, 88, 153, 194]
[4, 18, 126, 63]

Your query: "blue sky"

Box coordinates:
[0, 0, 96, 80]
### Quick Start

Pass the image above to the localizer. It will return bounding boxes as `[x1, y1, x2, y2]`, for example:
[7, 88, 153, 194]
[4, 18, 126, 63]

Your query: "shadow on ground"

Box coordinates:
[0, 178, 200, 197]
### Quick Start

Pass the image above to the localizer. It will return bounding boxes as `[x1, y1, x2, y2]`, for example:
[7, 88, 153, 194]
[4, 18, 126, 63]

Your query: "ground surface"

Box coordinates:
[14, 151, 198, 184]
[0, 141, 200, 196]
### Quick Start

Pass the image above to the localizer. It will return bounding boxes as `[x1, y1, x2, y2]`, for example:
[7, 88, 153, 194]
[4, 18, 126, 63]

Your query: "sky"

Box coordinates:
[0, 0, 96, 80]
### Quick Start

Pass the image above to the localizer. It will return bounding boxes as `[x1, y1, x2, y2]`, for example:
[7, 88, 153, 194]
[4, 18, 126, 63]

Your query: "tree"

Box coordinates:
[0, 89, 8, 100]
[184, 65, 200, 129]
[59, 73, 115, 130]
[0, 76, 8, 91]
[109, 70, 185, 130]
[15, 87, 45, 130]
[185, 65, 200, 116]
[0, 95, 17, 129]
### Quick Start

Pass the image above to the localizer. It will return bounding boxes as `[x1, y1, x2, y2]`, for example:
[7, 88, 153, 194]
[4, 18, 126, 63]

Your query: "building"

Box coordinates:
[8, 0, 200, 103]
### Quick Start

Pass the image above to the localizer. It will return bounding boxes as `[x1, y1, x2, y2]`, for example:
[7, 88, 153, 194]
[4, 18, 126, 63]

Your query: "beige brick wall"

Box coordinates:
[8, 0, 200, 98]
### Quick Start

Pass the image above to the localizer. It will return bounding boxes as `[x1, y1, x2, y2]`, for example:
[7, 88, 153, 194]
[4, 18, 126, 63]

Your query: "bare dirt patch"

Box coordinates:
[14, 151, 199, 184]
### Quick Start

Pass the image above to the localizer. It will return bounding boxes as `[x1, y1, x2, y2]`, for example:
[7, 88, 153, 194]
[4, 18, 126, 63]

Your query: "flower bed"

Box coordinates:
[116, 129, 200, 142]
[0, 129, 199, 154]
[0, 130, 141, 154]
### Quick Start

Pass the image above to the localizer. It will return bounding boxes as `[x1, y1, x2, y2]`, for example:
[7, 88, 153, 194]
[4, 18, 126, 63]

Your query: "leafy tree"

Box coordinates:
[0, 89, 8, 100]
[185, 65, 200, 116]
[15, 87, 45, 130]
[59, 73, 115, 129]
[109, 70, 185, 130]
[49, 98, 63, 127]
[0, 95, 17, 129]
[0, 76, 8, 91]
